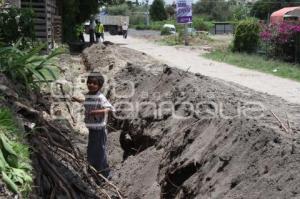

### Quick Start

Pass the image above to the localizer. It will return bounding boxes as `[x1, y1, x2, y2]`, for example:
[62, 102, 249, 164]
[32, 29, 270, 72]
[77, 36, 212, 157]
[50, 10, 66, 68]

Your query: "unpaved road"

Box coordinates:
[104, 33, 300, 104]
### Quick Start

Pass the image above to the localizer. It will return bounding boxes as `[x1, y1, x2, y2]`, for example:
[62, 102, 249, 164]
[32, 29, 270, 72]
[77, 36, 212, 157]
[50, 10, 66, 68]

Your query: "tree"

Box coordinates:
[150, 0, 167, 21]
[61, 0, 100, 42]
[165, 4, 175, 19]
[251, 0, 300, 20]
[193, 0, 233, 21]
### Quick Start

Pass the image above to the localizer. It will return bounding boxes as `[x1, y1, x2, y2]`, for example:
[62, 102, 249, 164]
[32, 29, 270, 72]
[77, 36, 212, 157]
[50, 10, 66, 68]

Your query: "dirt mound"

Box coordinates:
[83, 44, 300, 199]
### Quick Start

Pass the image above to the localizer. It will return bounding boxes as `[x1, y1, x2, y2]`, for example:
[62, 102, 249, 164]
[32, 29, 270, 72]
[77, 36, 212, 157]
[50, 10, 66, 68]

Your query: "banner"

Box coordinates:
[176, 0, 192, 24]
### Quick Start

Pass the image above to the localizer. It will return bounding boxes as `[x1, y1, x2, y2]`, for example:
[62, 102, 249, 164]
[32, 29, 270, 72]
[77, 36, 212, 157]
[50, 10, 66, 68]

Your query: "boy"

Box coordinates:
[72, 73, 114, 178]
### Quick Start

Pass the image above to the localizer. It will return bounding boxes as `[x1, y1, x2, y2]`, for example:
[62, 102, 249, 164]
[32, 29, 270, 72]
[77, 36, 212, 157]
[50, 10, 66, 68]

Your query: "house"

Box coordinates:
[4, 0, 62, 49]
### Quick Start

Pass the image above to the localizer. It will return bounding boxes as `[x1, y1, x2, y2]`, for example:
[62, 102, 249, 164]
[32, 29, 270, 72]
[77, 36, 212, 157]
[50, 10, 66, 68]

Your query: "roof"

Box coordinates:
[270, 7, 300, 23]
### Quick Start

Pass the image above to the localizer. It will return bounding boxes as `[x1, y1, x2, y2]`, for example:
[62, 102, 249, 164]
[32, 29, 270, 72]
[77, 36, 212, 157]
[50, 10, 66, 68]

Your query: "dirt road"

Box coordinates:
[105, 33, 300, 104]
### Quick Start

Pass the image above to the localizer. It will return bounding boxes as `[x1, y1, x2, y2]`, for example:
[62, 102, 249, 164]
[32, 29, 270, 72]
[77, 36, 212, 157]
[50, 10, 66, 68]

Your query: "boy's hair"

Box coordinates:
[87, 73, 105, 87]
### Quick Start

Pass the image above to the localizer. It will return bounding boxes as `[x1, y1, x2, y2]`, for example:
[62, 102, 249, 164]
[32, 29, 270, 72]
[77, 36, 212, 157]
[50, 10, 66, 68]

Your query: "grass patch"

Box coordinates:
[0, 108, 32, 196]
[204, 50, 300, 82]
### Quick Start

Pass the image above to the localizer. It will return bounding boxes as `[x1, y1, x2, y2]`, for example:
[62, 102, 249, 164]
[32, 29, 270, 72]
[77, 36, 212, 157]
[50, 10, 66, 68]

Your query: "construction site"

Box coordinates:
[1, 0, 300, 198]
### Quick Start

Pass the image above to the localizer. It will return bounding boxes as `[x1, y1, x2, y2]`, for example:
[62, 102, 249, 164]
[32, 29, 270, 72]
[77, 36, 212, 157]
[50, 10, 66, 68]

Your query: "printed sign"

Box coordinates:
[176, 0, 192, 24]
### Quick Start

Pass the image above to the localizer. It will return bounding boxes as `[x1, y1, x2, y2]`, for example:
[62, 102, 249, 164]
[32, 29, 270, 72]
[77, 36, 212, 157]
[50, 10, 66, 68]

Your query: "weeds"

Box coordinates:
[0, 108, 32, 196]
[204, 50, 300, 82]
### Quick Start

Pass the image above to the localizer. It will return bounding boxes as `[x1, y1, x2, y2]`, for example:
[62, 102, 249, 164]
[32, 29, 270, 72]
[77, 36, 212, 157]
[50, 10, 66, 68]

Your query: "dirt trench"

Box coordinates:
[82, 44, 300, 199]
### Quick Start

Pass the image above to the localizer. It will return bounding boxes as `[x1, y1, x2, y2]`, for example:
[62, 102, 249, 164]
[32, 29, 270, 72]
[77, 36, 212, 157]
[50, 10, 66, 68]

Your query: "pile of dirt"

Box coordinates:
[83, 44, 300, 199]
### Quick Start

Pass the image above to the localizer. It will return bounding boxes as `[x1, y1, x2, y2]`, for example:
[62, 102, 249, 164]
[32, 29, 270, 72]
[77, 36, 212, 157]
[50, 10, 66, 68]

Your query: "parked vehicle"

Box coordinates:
[97, 15, 129, 35]
[162, 24, 176, 34]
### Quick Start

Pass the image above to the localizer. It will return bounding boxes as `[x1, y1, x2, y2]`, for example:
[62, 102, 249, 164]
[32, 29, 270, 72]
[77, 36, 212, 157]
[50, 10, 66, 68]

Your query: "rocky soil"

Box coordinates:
[82, 44, 300, 199]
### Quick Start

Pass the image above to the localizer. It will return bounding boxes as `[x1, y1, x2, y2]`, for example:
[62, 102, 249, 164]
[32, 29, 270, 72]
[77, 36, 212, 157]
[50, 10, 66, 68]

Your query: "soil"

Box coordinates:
[82, 43, 300, 199]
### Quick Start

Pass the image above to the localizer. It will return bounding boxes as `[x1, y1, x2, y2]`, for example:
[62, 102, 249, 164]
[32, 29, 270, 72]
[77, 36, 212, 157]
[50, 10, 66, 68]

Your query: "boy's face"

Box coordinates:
[87, 79, 101, 93]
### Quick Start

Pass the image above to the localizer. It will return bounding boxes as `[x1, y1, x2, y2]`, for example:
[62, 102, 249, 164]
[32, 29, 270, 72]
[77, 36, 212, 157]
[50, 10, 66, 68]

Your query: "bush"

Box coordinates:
[130, 14, 145, 26]
[0, 8, 35, 46]
[232, 18, 260, 53]
[0, 108, 32, 195]
[260, 23, 300, 61]
[161, 27, 172, 35]
[135, 24, 149, 30]
[0, 42, 63, 90]
[193, 17, 213, 31]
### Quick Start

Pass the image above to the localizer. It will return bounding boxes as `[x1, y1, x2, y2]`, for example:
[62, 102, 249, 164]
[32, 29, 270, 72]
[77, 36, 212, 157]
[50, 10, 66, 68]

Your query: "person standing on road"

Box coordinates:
[122, 22, 128, 39]
[95, 20, 105, 43]
[89, 18, 96, 44]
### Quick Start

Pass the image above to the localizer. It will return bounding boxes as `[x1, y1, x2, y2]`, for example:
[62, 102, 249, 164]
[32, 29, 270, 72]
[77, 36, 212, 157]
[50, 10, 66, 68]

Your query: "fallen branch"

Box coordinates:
[271, 110, 289, 134]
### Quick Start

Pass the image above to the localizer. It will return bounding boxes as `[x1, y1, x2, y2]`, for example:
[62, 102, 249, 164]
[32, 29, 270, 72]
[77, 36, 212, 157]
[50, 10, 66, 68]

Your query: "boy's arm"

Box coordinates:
[71, 96, 84, 103]
[89, 108, 112, 116]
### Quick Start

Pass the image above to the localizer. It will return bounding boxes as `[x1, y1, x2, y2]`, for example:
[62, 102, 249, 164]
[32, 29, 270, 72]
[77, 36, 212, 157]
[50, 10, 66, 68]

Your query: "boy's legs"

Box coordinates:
[100, 33, 104, 41]
[87, 128, 110, 177]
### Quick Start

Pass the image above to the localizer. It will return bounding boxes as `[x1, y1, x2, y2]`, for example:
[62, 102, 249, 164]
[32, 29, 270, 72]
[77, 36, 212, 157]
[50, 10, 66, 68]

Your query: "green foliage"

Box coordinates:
[150, 0, 167, 21]
[130, 14, 146, 26]
[251, 0, 300, 20]
[107, 3, 129, 15]
[165, 5, 175, 19]
[0, 7, 35, 46]
[0, 108, 32, 195]
[192, 17, 213, 31]
[193, 0, 232, 21]
[231, 4, 251, 21]
[160, 27, 173, 35]
[0, 42, 63, 90]
[61, 0, 100, 42]
[204, 50, 300, 82]
[232, 18, 260, 53]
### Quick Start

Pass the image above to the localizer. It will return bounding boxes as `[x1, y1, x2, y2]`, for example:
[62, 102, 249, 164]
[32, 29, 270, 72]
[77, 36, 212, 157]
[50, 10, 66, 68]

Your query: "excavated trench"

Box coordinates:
[2, 42, 299, 198]
[82, 43, 300, 199]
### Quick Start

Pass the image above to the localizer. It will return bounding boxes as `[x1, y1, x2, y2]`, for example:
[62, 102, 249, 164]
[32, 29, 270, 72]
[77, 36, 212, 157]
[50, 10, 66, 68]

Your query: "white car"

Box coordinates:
[163, 24, 176, 34]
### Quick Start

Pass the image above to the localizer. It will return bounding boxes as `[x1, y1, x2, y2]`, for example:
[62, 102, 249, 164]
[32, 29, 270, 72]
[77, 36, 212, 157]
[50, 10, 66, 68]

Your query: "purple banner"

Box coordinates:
[176, 0, 192, 24]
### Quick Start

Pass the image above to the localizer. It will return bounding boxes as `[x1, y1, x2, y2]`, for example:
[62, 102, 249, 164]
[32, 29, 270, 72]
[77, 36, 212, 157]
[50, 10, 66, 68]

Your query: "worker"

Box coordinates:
[89, 18, 96, 44]
[122, 22, 128, 39]
[95, 20, 105, 43]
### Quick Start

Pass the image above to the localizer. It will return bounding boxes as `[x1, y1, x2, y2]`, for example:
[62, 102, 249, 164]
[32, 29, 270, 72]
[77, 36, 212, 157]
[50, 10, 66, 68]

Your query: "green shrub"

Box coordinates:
[232, 18, 260, 53]
[193, 17, 213, 31]
[0, 42, 63, 90]
[130, 14, 145, 26]
[0, 108, 32, 195]
[161, 27, 172, 35]
[0, 7, 35, 46]
[135, 24, 149, 30]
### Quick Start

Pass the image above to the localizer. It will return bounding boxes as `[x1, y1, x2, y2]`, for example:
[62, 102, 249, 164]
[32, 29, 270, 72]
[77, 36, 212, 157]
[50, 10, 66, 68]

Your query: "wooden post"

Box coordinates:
[295, 32, 300, 63]
[184, 23, 188, 46]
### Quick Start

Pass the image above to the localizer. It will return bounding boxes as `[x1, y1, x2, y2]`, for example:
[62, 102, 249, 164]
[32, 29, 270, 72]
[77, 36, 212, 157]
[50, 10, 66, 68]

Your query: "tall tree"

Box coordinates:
[150, 0, 167, 21]
[61, 0, 100, 42]
[251, 0, 300, 20]
[193, 0, 233, 21]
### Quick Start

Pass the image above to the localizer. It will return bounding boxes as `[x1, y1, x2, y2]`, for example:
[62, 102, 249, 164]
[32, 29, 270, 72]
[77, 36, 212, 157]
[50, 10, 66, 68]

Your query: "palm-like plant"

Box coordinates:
[0, 41, 64, 90]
